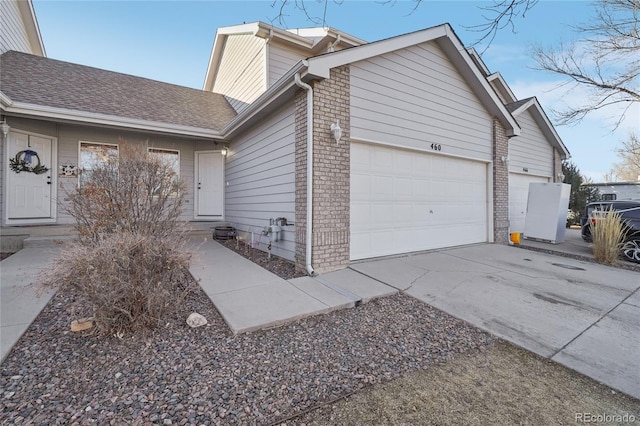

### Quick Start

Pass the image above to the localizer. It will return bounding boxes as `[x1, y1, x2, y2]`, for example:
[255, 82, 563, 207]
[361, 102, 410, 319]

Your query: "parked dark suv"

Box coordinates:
[581, 200, 640, 263]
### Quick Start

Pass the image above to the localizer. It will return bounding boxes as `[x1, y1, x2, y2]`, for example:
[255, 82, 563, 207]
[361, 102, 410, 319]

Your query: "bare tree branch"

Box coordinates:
[532, 0, 639, 127]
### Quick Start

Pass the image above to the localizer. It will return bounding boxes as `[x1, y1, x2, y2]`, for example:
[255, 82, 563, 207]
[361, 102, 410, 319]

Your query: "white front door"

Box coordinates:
[6, 132, 54, 220]
[195, 151, 224, 218]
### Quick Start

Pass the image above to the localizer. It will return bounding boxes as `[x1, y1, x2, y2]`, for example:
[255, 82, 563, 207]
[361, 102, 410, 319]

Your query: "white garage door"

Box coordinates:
[351, 143, 489, 260]
[509, 173, 549, 233]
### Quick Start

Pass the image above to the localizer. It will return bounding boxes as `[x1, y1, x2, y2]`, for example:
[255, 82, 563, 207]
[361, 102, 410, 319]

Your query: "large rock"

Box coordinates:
[71, 317, 94, 332]
[186, 312, 207, 328]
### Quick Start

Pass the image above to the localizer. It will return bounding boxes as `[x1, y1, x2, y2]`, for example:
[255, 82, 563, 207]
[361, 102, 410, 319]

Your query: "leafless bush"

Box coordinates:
[50, 140, 195, 335]
[47, 232, 193, 336]
[66, 141, 186, 242]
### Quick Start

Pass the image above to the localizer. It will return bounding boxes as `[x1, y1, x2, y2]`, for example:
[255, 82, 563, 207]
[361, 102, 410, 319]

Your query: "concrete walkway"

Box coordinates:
[350, 244, 640, 400]
[4, 235, 638, 401]
[187, 236, 396, 333]
[0, 244, 61, 362]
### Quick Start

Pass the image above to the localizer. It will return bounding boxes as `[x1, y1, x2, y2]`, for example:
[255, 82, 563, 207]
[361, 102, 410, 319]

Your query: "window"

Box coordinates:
[79, 142, 118, 187]
[602, 193, 616, 201]
[148, 148, 180, 196]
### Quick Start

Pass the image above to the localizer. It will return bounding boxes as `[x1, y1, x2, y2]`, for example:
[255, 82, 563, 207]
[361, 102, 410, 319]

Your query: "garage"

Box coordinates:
[350, 142, 490, 260]
[509, 173, 550, 234]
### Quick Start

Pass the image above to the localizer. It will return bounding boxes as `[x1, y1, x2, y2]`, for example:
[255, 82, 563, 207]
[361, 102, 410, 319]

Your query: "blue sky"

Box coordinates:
[32, 0, 639, 181]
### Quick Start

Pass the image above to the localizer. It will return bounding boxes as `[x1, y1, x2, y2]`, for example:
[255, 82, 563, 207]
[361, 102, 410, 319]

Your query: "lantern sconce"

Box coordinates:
[0, 120, 10, 138]
[500, 155, 510, 165]
[220, 146, 228, 156]
[330, 120, 342, 145]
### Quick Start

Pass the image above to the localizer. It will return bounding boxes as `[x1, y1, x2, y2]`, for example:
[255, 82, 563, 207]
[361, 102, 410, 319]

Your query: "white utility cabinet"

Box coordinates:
[523, 182, 571, 243]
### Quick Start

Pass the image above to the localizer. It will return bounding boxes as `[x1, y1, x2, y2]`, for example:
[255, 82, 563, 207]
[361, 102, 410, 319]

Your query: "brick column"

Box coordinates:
[294, 66, 351, 274]
[493, 118, 510, 244]
[553, 149, 563, 182]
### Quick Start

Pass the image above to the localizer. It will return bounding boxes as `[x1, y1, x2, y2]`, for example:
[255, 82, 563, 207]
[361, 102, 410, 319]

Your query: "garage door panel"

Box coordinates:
[351, 142, 489, 260]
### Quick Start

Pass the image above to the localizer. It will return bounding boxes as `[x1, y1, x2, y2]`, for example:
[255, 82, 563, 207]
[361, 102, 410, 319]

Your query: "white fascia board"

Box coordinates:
[0, 91, 13, 108]
[17, 0, 46, 57]
[307, 25, 450, 79]
[4, 101, 222, 139]
[467, 48, 491, 76]
[306, 23, 520, 136]
[525, 99, 570, 158]
[222, 60, 308, 137]
[511, 97, 537, 116]
[487, 72, 518, 104]
[439, 27, 520, 137]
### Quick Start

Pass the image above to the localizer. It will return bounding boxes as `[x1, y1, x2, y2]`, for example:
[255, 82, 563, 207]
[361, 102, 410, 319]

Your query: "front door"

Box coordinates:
[195, 151, 224, 218]
[7, 131, 54, 220]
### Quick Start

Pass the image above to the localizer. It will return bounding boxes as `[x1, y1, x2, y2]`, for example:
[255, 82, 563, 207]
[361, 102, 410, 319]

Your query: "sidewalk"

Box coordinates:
[1, 235, 397, 363]
[0, 244, 62, 362]
[187, 236, 396, 333]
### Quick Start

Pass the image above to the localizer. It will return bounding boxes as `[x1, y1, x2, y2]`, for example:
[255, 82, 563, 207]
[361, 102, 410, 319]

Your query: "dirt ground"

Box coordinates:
[294, 340, 640, 425]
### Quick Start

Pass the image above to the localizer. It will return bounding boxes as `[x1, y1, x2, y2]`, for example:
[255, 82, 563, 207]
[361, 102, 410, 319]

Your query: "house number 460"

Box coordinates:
[430, 143, 442, 151]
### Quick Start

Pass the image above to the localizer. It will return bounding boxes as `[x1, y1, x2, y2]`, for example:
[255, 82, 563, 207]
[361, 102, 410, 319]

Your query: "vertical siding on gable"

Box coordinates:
[509, 109, 553, 177]
[0, 0, 32, 54]
[350, 41, 493, 161]
[225, 103, 296, 261]
[267, 42, 306, 86]
[212, 34, 266, 113]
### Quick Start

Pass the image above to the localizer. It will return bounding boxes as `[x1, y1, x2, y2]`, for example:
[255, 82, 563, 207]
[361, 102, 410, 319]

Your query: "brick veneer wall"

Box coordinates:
[295, 66, 351, 274]
[493, 118, 510, 244]
[553, 149, 563, 182]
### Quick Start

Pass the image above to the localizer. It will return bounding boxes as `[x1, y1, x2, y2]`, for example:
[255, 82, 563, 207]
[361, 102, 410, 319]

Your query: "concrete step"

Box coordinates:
[22, 236, 76, 248]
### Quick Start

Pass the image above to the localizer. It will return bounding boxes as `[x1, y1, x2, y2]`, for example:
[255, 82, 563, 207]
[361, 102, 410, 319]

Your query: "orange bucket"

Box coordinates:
[510, 232, 521, 244]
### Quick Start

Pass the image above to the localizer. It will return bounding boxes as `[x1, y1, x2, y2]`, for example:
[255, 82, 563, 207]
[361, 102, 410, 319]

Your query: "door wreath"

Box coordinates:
[9, 149, 49, 174]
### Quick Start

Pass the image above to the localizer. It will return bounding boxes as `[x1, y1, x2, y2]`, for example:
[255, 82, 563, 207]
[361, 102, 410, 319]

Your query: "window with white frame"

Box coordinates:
[148, 147, 180, 196]
[79, 141, 119, 187]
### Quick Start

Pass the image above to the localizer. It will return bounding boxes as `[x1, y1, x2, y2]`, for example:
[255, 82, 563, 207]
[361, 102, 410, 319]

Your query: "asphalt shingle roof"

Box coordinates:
[0, 51, 237, 131]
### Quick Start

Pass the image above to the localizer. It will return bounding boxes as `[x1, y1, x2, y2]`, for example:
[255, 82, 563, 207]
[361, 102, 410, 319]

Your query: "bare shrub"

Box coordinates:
[66, 141, 186, 242]
[49, 140, 195, 335]
[591, 207, 624, 265]
[48, 232, 193, 336]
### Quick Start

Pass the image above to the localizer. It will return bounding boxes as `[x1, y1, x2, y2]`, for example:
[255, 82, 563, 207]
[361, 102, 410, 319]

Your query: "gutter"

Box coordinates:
[294, 73, 315, 276]
[0, 98, 222, 139]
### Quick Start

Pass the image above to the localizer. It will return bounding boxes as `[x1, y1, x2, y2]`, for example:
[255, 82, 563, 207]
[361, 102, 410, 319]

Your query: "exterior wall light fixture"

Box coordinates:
[0, 120, 10, 138]
[331, 120, 342, 145]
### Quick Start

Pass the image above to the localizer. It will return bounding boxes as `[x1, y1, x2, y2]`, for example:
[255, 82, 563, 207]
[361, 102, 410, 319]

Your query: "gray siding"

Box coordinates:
[225, 103, 296, 261]
[0, 0, 31, 54]
[509, 109, 554, 177]
[267, 42, 305, 86]
[350, 41, 493, 161]
[1, 117, 214, 225]
[212, 34, 266, 113]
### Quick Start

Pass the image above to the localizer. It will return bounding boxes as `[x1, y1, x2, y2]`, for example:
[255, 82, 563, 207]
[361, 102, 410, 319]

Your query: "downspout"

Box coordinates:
[294, 73, 315, 276]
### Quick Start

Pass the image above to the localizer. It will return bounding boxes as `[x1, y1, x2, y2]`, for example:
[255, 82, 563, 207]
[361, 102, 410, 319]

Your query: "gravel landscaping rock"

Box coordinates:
[0, 280, 493, 424]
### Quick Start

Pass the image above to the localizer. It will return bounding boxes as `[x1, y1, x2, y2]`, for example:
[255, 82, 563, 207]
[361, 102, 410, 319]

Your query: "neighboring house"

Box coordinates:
[0, 5, 570, 274]
[584, 182, 640, 201]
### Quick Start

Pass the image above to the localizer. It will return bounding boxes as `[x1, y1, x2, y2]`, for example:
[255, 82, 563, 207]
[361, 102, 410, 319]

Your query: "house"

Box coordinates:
[0, 2, 569, 274]
[584, 182, 640, 201]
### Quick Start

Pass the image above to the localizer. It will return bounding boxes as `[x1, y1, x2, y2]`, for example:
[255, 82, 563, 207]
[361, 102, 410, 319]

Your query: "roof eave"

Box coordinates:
[16, 0, 45, 57]
[2, 97, 223, 139]
[511, 98, 570, 158]
[305, 23, 520, 137]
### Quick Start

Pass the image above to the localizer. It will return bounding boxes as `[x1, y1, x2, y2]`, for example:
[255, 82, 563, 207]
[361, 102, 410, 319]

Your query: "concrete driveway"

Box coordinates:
[348, 244, 640, 399]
